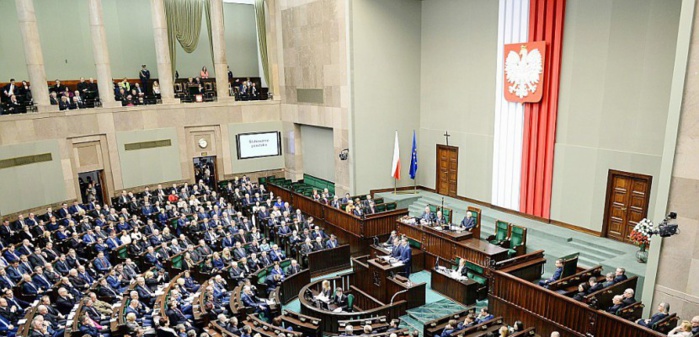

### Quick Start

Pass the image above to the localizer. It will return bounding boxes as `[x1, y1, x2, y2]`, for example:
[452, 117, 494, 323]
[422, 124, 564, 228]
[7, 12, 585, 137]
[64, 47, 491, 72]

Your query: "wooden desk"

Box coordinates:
[280, 269, 311, 305]
[367, 258, 405, 302]
[298, 273, 408, 332]
[430, 268, 479, 306]
[267, 183, 409, 256]
[386, 276, 426, 310]
[369, 244, 424, 273]
[306, 244, 351, 278]
[396, 221, 509, 268]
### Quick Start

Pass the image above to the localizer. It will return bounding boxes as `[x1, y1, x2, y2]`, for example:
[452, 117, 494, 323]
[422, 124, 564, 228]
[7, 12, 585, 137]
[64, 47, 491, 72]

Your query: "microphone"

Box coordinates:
[435, 257, 440, 269]
[373, 236, 379, 246]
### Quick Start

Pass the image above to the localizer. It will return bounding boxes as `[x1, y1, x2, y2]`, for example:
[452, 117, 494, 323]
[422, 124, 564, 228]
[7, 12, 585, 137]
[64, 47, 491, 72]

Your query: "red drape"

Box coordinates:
[520, 0, 566, 218]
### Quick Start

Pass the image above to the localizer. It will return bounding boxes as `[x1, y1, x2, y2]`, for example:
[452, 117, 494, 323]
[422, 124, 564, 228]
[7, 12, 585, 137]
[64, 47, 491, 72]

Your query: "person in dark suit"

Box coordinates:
[300, 238, 315, 255]
[460, 211, 476, 230]
[420, 206, 434, 224]
[572, 283, 590, 301]
[55, 288, 77, 315]
[539, 259, 563, 287]
[613, 268, 628, 283]
[286, 260, 301, 275]
[326, 234, 339, 249]
[621, 288, 636, 307]
[332, 287, 348, 310]
[241, 286, 270, 318]
[637, 302, 669, 327]
[434, 321, 455, 337]
[475, 308, 494, 324]
[601, 272, 615, 288]
[139, 65, 150, 93]
[607, 295, 624, 314]
[588, 276, 604, 294]
[455, 315, 475, 331]
[398, 239, 412, 276]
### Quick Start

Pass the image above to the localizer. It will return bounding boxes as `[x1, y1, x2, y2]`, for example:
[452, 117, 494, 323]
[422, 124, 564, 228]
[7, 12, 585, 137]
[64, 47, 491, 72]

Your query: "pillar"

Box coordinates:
[210, 0, 230, 100]
[150, 0, 177, 103]
[87, 0, 118, 107]
[15, 0, 51, 109]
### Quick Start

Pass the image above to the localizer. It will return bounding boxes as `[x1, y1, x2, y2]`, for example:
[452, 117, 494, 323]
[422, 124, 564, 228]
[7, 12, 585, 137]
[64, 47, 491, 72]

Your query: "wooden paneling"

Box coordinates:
[280, 269, 311, 305]
[307, 244, 351, 277]
[489, 270, 667, 337]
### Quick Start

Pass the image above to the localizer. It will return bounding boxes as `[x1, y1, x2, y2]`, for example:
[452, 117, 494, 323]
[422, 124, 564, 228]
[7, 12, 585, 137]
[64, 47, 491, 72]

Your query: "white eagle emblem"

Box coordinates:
[505, 46, 543, 99]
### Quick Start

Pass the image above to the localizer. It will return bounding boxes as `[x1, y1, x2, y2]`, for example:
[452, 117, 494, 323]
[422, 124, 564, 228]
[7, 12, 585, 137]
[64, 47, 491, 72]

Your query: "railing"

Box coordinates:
[489, 270, 668, 337]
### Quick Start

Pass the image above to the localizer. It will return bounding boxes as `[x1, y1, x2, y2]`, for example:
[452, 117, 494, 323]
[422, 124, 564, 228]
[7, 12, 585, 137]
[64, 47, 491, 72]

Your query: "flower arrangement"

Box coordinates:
[629, 218, 654, 250]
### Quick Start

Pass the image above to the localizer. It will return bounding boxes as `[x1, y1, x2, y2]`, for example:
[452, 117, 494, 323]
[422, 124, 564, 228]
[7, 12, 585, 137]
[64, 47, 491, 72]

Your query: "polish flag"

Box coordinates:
[391, 131, 401, 180]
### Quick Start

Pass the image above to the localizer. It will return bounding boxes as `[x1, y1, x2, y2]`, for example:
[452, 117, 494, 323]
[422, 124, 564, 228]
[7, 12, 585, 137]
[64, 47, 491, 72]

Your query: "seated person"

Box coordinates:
[588, 276, 604, 294]
[636, 302, 669, 327]
[613, 267, 628, 283]
[433, 211, 447, 226]
[668, 320, 693, 337]
[434, 320, 455, 337]
[606, 295, 624, 314]
[621, 288, 636, 306]
[538, 259, 563, 287]
[241, 286, 270, 320]
[420, 206, 434, 224]
[601, 272, 615, 288]
[461, 211, 476, 230]
[572, 282, 590, 301]
[455, 315, 475, 331]
[331, 287, 348, 311]
[475, 308, 494, 324]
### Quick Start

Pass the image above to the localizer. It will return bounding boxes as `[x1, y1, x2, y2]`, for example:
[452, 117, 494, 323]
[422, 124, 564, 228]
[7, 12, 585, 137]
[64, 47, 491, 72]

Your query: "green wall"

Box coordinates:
[419, 0, 499, 202]
[351, 0, 422, 194]
[224, 3, 260, 78]
[551, 0, 681, 231]
[300, 125, 334, 182]
[116, 128, 182, 188]
[229, 121, 284, 174]
[0, 1, 259, 81]
[0, 140, 66, 215]
[103, 0, 158, 79]
[0, 0, 29, 81]
[35, 0, 97, 80]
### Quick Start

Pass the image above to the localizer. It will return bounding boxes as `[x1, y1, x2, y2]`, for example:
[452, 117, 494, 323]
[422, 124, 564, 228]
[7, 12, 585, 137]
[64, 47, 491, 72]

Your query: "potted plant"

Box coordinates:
[629, 218, 653, 263]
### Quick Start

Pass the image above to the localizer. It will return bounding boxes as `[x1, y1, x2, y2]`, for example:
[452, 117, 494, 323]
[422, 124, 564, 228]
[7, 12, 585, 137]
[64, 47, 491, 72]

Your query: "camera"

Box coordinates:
[652, 212, 680, 238]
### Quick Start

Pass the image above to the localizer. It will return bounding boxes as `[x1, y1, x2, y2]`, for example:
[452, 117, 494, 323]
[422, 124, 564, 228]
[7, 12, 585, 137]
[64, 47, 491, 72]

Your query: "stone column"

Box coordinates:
[87, 0, 118, 107]
[150, 0, 177, 103]
[209, 0, 230, 100]
[15, 0, 51, 109]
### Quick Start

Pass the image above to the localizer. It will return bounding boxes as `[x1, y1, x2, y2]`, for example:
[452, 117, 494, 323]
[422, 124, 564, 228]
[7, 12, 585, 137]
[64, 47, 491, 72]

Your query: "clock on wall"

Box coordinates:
[198, 138, 208, 149]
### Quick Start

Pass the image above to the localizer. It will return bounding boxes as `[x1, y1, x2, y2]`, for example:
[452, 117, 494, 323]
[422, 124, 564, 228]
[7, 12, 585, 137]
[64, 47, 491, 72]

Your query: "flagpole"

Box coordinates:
[394, 177, 397, 194]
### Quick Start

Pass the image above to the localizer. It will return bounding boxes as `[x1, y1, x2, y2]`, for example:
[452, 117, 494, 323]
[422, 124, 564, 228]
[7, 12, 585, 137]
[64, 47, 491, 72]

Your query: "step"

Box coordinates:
[399, 314, 423, 335]
[566, 241, 617, 260]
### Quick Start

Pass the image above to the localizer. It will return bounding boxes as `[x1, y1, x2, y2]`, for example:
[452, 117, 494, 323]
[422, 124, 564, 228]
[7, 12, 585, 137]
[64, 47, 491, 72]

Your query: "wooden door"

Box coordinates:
[602, 170, 652, 243]
[436, 145, 458, 197]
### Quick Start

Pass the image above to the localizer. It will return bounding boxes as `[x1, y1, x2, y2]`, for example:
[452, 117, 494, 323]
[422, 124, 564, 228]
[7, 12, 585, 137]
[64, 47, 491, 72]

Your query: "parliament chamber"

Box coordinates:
[2, 0, 699, 337]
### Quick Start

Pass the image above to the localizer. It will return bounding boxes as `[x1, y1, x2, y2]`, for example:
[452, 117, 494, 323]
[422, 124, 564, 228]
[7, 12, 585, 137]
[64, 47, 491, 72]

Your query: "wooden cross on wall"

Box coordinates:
[444, 131, 451, 146]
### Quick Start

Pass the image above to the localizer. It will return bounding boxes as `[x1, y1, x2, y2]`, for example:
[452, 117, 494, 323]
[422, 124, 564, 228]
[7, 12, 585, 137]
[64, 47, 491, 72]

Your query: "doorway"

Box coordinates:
[436, 145, 458, 197]
[193, 156, 217, 189]
[78, 170, 107, 205]
[602, 170, 652, 243]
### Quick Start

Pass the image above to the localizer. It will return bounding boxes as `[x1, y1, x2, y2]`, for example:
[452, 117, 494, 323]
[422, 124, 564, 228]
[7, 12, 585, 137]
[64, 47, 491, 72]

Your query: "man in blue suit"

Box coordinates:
[399, 239, 412, 276]
[20, 274, 42, 299]
[460, 211, 476, 230]
[269, 245, 285, 262]
[390, 238, 403, 259]
[539, 259, 563, 287]
[241, 285, 270, 319]
[92, 252, 112, 274]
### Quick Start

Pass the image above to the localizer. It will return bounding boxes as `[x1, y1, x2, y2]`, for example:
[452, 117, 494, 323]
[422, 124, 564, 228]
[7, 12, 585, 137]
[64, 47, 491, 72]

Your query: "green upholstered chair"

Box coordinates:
[257, 269, 268, 285]
[375, 203, 387, 212]
[347, 294, 355, 312]
[507, 225, 527, 257]
[488, 221, 510, 246]
[386, 203, 397, 211]
[560, 252, 580, 278]
[374, 197, 384, 204]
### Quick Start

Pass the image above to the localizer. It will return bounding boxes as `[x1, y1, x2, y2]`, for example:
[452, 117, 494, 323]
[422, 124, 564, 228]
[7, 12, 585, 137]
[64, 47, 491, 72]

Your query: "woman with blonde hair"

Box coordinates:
[668, 320, 693, 337]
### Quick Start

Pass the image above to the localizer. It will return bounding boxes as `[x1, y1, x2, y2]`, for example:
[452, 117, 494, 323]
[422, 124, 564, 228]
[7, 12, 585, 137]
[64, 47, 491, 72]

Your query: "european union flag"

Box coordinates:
[409, 130, 418, 180]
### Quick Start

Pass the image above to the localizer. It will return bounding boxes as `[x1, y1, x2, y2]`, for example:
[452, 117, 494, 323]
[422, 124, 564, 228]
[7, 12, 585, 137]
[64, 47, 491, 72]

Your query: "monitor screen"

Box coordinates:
[236, 131, 282, 159]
